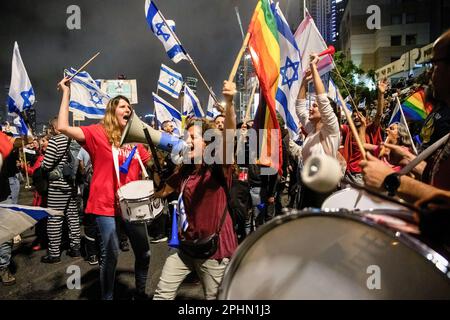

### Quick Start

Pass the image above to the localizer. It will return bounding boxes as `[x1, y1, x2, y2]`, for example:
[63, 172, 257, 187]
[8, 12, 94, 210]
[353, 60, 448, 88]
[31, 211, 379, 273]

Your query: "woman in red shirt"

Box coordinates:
[55, 77, 151, 300]
[152, 80, 238, 300]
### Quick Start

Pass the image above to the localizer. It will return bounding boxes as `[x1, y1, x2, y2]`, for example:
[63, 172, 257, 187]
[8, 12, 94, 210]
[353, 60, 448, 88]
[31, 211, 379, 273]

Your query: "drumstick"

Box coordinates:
[57, 52, 100, 89]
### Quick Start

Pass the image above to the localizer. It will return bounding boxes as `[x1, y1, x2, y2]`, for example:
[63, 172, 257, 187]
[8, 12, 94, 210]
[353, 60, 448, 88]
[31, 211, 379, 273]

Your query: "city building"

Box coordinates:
[301, 0, 338, 45]
[184, 76, 198, 94]
[340, 0, 450, 74]
[236, 53, 257, 123]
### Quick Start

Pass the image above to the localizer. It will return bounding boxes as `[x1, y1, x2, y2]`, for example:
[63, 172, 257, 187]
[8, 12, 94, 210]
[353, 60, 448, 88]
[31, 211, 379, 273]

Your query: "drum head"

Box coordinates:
[322, 188, 405, 211]
[218, 211, 450, 300]
[118, 180, 154, 200]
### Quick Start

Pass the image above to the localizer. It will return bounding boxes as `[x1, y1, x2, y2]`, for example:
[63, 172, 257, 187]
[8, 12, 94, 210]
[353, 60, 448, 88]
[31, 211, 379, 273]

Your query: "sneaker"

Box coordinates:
[0, 268, 16, 286]
[67, 247, 81, 258]
[87, 255, 99, 265]
[119, 240, 130, 252]
[41, 255, 61, 264]
[150, 235, 168, 244]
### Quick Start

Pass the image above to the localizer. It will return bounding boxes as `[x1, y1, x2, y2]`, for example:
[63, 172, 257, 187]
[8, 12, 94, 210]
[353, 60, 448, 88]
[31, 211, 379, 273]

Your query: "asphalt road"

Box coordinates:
[0, 185, 204, 300]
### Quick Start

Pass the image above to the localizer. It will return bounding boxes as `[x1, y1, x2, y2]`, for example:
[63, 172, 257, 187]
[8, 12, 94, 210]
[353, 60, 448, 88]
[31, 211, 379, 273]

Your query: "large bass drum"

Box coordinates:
[218, 210, 450, 299]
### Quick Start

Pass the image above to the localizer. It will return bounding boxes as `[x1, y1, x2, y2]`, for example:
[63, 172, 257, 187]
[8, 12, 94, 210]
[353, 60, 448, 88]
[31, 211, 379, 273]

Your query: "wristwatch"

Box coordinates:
[383, 173, 401, 197]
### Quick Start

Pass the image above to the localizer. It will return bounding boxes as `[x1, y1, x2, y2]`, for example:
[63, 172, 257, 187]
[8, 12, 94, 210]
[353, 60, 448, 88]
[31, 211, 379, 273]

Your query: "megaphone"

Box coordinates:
[301, 154, 343, 193]
[120, 111, 188, 165]
[318, 45, 336, 57]
[168, 200, 179, 248]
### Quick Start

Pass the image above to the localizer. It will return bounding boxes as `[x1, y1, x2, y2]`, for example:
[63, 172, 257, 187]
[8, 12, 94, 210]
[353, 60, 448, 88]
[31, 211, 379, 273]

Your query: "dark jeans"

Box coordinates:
[96, 216, 151, 300]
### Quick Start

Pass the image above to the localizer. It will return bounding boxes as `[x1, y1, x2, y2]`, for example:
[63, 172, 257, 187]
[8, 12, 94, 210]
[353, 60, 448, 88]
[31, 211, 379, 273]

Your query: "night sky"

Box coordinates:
[1, 0, 302, 126]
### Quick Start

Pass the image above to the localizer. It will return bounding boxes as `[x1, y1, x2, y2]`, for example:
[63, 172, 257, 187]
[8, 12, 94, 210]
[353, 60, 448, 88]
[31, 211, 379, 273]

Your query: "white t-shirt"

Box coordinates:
[295, 93, 340, 161]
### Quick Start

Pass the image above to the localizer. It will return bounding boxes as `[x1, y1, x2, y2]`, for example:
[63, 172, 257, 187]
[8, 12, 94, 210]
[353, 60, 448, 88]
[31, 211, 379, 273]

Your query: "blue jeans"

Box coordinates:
[96, 216, 151, 300]
[0, 241, 12, 269]
[8, 176, 20, 204]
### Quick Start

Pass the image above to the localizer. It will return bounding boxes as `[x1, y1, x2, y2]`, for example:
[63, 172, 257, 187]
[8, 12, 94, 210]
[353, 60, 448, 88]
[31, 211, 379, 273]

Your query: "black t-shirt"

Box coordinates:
[420, 103, 450, 151]
[0, 159, 11, 202]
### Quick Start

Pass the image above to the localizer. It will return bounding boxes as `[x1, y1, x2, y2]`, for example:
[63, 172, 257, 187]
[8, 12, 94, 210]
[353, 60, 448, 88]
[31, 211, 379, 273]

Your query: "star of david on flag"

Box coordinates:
[145, 1, 188, 64]
[157, 64, 183, 99]
[280, 57, 300, 90]
[65, 68, 110, 119]
[7, 42, 35, 115]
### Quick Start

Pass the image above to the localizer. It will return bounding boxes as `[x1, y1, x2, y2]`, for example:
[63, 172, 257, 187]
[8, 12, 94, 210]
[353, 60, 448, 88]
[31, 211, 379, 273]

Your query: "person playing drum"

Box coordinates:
[151, 80, 238, 300]
[55, 77, 152, 300]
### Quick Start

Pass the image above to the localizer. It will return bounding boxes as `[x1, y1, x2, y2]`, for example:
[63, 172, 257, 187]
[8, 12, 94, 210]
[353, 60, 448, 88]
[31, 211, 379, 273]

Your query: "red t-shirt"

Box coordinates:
[80, 124, 150, 216]
[341, 123, 382, 173]
[168, 165, 238, 260]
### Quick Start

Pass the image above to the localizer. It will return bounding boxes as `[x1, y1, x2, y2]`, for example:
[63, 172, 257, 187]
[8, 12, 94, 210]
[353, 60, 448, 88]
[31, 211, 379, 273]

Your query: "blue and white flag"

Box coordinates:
[65, 68, 110, 119]
[152, 92, 182, 136]
[273, 3, 301, 139]
[389, 97, 418, 154]
[0, 204, 63, 244]
[358, 98, 366, 110]
[13, 115, 30, 137]
[183, 85, 204, 117]
[7, 42, 35, 115]
[177, 190, 189, 232]
[145, 0, 188, 64]
[327, 78, 339, 104]
[206, 94, 220, 120]
[157, 64, 183, 99]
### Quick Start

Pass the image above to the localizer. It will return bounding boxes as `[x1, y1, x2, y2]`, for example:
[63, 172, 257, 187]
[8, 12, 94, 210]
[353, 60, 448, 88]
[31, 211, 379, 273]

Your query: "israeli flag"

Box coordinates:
[65, 68, 110, 119]
[206, 94, 221, 120]
[13, 115, 29, 137]
[358, 98, 366, 110]
[152, 92, 182, 136]
[327, 78, 339, 104]
[177, 192, 189, 232]
[157, 64, 183, 99]
[145, 0, 188, 64]
[273, 3, 301, 139]
[183, 85, 204, 117]
[7, 42, 35, 115]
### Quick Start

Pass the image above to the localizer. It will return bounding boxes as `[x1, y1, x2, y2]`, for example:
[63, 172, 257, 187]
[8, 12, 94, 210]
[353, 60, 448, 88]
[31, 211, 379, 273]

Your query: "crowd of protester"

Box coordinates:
[1, 29, 450, 299]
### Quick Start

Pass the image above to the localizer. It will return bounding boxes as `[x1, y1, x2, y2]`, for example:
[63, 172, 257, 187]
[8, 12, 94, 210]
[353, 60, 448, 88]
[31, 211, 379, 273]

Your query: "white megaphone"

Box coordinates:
[301, 154, 343, 193]
[120, 111, 188, 165]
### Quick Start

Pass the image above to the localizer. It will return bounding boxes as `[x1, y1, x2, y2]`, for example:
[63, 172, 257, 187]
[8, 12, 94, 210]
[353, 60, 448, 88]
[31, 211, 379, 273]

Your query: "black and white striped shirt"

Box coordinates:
[42, 134, 73, 190]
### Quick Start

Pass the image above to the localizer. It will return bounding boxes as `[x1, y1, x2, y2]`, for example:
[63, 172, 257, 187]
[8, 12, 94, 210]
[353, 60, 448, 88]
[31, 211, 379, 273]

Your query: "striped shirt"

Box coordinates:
[42, 134, 73, 190]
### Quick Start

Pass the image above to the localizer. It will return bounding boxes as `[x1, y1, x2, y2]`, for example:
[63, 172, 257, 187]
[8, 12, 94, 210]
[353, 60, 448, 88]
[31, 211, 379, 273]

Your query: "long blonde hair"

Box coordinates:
[100, 95, 131, 146]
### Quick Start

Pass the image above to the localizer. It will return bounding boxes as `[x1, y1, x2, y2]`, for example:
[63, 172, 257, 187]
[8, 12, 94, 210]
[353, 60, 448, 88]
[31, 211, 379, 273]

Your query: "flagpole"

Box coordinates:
[396, 97, 418, 155]
[155, 8, 220, 105]
[338, 92, 367, 160]
[244, 81, 258, 123]
[21, 139, 31, 189]
[229, 32, 251, 82]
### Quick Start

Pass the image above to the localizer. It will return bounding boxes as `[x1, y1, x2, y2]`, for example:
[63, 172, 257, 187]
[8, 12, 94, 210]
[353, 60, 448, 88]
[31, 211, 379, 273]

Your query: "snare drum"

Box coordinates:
[322, 187, 405, 211]
[118, 180, 164, 223]
[218, 210, 450, 299]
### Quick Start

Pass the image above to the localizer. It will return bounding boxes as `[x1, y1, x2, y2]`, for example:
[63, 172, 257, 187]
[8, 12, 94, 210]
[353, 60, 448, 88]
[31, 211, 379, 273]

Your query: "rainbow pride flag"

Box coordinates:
[248, 0, 282, 174]
[401, 89, 433, 121]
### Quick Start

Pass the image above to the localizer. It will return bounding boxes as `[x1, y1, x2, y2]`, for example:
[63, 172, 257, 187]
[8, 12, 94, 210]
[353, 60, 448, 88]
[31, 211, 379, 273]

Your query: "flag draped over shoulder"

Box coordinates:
[248, 0, 282, 174]
[294, 9, 333, 76]
[7, 42, 35, 115]
[183, 85, 204, 117]
[65, 68, 110, 119]
[152, 92, 182, 135]
[273, 3, 301, 140]
[158, 64, 183, 99]
[144, 0, 188, 64]
[401, 89, 432, 121]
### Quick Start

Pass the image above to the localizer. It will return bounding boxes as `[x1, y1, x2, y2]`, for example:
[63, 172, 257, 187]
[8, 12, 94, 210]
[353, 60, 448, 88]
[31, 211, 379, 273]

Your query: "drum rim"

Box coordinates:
[217, 210, 450, 299]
